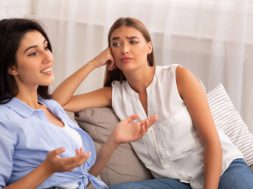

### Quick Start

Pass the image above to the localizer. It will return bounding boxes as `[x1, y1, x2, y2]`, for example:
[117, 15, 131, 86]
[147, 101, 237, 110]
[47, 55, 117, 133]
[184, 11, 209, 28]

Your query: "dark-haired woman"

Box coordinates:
[0, 18, 157, 189]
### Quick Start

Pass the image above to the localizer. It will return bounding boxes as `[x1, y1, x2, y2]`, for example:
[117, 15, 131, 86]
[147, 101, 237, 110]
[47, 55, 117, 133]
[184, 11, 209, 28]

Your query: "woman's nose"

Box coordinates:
[121, 43, 129, 54]
[43, 50, 54, 64]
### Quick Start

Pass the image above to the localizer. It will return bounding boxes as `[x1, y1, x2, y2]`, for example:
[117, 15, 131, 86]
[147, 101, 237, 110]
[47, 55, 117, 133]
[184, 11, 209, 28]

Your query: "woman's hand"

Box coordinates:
[42, 147, 91, 174]
[3, 148, 91, 189]
[112, 114, 158, 145]
[90, 48, 115, 70]
[89, 114, 158, 176]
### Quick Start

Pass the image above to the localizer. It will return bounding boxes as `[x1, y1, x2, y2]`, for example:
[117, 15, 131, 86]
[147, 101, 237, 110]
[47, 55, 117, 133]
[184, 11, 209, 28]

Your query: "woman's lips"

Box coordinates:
[120, 57, 133, 63]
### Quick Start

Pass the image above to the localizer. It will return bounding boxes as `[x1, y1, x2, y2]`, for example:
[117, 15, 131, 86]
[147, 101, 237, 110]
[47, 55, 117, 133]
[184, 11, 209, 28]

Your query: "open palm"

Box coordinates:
[112, 114, 158, 144]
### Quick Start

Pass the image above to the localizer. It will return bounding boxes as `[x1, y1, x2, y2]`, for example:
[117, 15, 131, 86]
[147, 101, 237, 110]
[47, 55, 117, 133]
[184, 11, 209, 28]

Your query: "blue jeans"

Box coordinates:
[109, 159, 253, 189]
[108, 178, 190, 189]
[218, 158, 253, 189]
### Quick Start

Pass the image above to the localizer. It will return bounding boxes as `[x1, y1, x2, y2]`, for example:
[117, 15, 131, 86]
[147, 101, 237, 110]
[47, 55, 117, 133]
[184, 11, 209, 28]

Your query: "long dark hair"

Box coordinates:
[0, 18, 52, 104]
[104, 17, 155, 87]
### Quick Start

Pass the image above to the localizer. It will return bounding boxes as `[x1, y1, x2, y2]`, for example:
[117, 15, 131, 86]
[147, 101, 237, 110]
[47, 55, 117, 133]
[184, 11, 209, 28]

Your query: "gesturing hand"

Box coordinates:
[112, 114, 158, 144]
[43, 147, 91, 174]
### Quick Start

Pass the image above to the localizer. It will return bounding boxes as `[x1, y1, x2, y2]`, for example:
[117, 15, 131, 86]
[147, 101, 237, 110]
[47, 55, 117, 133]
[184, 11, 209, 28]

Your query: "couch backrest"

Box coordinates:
[75, 107, 153, 185]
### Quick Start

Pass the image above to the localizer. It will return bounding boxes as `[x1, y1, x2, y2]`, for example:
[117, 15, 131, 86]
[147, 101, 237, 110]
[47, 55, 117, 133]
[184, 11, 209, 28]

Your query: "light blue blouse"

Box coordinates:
[0, 97, 107, 189]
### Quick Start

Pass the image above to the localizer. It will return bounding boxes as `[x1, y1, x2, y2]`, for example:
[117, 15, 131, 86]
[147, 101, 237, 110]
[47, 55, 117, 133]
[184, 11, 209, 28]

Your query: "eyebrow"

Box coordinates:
[111, 36, 139, 41]
[24, 39, 48, 54]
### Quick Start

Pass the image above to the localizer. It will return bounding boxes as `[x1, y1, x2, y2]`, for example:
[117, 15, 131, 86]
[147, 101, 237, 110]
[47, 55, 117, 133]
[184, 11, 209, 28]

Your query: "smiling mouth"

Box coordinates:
[41, 67, 52, 75]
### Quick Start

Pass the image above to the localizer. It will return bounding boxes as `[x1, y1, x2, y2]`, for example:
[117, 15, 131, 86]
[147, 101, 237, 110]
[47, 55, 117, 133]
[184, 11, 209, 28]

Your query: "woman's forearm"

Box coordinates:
[203, 141, 222, 189]
[89, 115, 157, 176]
[89, 133, 118, 176]
[53, 48, 113, 107]
[4, 162, 53, 189]
[52, 61, 96, 106]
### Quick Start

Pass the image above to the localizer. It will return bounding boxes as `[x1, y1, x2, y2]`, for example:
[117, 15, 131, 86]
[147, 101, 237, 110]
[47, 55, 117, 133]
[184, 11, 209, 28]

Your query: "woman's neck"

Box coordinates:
[125, 65, 155, 93]
[15, 89, 40, 109]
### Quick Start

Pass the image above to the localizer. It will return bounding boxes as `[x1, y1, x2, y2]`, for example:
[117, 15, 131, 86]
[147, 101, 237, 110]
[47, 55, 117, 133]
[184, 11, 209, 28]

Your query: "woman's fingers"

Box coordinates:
[137, 115, 158, 136]
[46, 147, 91, 172]
[48, 147, 65, 158]
[126, 114, 139, 123]
[75, 147, 84, 155]
[113, 114, 158, 144]
[124, 114, 158, 135]
[127, 114, 158, 125]
[61, 151, 91, 171]
[144, 115, 159, 128]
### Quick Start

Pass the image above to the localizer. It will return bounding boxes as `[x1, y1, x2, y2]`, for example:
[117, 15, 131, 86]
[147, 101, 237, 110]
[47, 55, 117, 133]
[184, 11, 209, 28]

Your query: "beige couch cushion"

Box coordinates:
[75, 107, 153, 186]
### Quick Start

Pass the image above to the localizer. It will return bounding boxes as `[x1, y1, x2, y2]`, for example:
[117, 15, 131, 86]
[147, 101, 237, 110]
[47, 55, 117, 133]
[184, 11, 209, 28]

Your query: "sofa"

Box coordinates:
[75, 84, 253, 187]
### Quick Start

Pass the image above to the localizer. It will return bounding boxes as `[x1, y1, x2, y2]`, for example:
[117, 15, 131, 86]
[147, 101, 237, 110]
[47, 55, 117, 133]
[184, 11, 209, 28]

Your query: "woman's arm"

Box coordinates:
[89, 114, 158, 176]
[61, 87, 112, 112]
[4, 148, 90, 189]
[176, 66, 222, 189]
[52, 48, 114, 111]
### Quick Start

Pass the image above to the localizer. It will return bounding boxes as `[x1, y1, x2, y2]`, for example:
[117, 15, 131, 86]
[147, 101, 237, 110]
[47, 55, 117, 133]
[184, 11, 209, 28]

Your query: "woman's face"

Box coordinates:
[9, 30, 54, 90]
[110, 26, 152, 72]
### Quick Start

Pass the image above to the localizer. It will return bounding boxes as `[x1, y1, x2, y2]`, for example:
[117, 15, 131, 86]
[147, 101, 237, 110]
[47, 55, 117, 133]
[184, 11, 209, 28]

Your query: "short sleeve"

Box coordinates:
[0, 115, 17, 187]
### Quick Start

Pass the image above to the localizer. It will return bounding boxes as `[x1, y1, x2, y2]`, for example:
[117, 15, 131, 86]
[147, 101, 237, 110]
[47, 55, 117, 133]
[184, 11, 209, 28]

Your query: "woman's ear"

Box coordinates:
[147, 41, 153, 54]
[8, 66, 18, 76]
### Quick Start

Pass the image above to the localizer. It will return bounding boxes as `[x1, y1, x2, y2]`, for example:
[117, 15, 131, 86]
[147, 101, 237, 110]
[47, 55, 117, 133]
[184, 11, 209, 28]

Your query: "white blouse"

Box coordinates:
[112, 64, 243, 189]
[62, 123, 83, 149]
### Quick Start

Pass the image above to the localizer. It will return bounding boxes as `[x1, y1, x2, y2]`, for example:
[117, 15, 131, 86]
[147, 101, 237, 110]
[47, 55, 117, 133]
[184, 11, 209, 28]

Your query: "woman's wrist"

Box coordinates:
[85, 60, 98, 71]
[108, 131, 121, 148]
[40, 161, 55, 177]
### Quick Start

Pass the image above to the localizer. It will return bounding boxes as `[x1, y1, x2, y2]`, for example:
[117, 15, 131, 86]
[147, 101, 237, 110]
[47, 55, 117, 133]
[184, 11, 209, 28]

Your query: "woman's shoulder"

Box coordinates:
[39, 97, 60, 106]
[155, 64, 182, 76]
[0, 104, 10, 120]
[0, 103, 8, 111]
[0, 102, 19, 132]
[156, 64, 180, 70]
[0, 99, 19, 118]
[40, 97, 66, 113]
[154, 64, 182, 79]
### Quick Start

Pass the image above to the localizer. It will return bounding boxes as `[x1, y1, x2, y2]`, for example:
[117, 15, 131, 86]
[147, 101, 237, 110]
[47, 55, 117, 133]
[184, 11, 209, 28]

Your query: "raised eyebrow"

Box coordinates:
[111, 37, 120, 41]
[111, 36, 139, 41]
[127, 36, 139, 40]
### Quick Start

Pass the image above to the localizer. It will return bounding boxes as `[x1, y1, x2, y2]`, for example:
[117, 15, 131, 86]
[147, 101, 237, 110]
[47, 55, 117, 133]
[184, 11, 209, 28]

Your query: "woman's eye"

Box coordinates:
[28, 52, 38, 57]
[130, 40, 138, 45]
[112, 42, 121, 47]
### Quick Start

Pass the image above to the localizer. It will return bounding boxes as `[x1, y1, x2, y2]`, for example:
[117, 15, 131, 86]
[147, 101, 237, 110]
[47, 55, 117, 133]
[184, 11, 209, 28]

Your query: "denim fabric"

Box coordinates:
[108, 178, 191, 189]
[219, 158, 253, 189]
[43, 187, 76, 189]
[108, 159, 253, 189]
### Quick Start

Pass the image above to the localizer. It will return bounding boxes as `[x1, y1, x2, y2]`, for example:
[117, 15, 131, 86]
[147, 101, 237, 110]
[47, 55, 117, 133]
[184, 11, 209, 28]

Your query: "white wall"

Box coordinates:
[0, 0, 32, 19]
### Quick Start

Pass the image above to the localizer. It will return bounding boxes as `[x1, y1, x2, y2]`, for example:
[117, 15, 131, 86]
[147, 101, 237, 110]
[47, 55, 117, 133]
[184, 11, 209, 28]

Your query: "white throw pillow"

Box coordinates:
[207, 83, 253, 166]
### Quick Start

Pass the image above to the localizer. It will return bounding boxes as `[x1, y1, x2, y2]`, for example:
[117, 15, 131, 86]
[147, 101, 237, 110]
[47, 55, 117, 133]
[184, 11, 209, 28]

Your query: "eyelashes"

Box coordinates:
[111, 40, 139, 47]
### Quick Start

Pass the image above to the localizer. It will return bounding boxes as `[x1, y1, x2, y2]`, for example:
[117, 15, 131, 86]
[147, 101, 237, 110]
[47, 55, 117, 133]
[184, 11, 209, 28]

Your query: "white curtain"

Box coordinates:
[32, 0, 253, 131]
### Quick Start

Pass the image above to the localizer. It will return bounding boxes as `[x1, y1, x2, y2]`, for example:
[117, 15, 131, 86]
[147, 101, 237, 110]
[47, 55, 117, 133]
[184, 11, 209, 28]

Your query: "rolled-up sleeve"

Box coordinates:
[0, 116, 17, 188]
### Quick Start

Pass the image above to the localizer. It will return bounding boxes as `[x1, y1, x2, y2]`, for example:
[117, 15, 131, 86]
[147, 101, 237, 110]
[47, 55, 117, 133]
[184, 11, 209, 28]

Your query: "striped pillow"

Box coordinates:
[207, 83, 253, 166]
